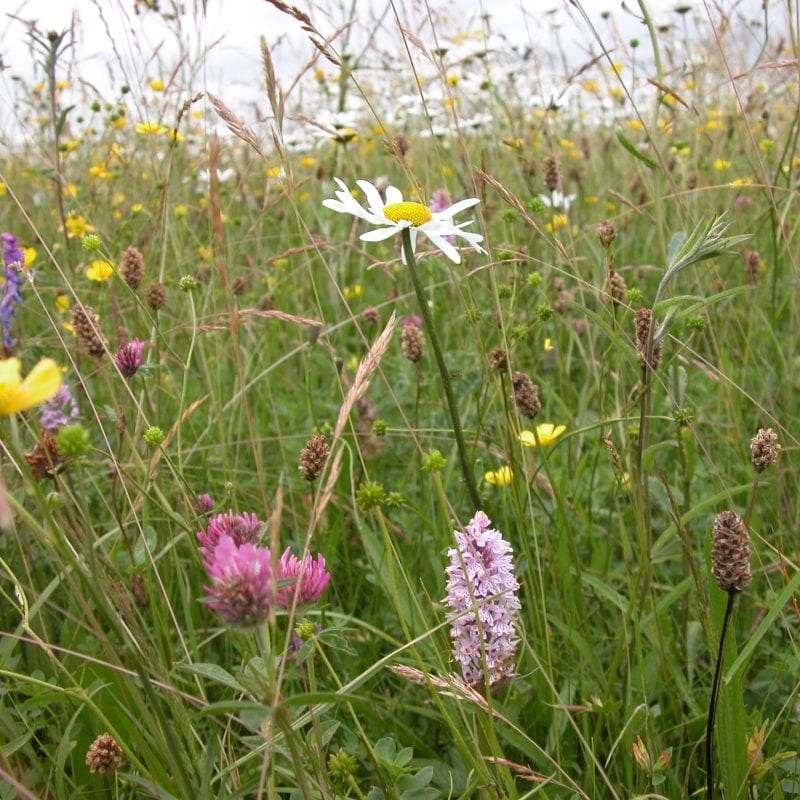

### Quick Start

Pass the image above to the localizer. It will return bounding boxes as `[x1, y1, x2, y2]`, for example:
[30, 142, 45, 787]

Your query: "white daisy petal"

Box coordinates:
[356, 180, 386, 217]
[437, 197, 480, 217]
[384, 185, 403, 205]
[424, 232, 462, 263]
[360, 226, 402, 242]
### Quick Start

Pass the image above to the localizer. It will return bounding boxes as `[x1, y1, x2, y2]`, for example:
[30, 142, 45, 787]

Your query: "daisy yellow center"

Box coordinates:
[383, 201, 432, 226]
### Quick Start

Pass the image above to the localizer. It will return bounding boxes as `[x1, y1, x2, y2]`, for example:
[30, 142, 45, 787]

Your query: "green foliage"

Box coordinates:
[1, 2, 799, 798]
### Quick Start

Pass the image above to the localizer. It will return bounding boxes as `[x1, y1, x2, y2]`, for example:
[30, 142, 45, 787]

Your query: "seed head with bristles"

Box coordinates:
[119, 245, 144, 289]
[401, 321, 425, 363]
[145, 281, 167, 311]
[511, 371, 541, 419]
[70, 303, 107, 359]
[750, 427, 780, 473]
[543, 154, 561, 192]
[634, 307, 662, 369]
[300, 433, 330, 481]
[606, 270, 628, 306]
[85, 733, 123, 776]
[596, 219, 616, 249]
[488, 347, 509, 372]
[711, 510, 751, 593]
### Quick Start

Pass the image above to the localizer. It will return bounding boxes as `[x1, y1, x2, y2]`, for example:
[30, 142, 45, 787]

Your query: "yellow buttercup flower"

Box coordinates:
[65, 214, 95, 238]
[55, 293, 70, 313]
[23, 247, 37, 267]
[85, 260, 114, 281]
[0, 358, 62, 416]
[135, 121, 167, 136]
[519, 424, 567, 448]
[545, 213, 570, 233]
[484, 465, 513, 486]
[713, 159, 731, 171]
[342, 284, 362, 300]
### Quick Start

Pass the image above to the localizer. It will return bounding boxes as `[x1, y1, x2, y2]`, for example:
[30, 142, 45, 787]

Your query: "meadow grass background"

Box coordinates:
[1, 0, 799, 797]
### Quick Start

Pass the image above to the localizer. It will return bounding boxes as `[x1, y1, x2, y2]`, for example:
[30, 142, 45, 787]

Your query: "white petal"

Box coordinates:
[360, 225, 402, 241]
[424, 232, 461, 263]
[384, 185, 403, 205]
[356, 180, 386, 217]
[437, 197, 480, 217]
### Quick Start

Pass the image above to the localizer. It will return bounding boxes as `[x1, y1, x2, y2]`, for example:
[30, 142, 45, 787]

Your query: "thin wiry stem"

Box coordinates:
[706, 589, 737, 800]
[400, 228, 481, 509]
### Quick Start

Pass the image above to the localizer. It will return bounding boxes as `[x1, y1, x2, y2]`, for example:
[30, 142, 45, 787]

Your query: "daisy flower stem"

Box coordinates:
[400, 229, 481, 509]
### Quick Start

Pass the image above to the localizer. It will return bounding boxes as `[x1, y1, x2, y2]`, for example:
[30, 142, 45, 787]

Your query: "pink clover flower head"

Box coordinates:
[204, 535, 274, 626]
[401, 315, 423, 328]
[114, 339, 144, 378]
[193, 493, 215, 514]
[277, 548, 331, 610]
[444, 510, 520, 686]
[197, 511, 263, 564]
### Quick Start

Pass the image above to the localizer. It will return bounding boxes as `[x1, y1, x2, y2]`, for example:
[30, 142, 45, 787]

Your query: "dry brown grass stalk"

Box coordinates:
[207, 93, 265, 158]
[309, 313, 397, 532]
[197, 308, 322, 333]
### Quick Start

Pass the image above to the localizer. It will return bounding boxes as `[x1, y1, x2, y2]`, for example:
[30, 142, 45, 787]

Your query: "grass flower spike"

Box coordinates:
[444, 511, 520, 686]
[0, 358, 62, 416]
[323, 177, 486, 264]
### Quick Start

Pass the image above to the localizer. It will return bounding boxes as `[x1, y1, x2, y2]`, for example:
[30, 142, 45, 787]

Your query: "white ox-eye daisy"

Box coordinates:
[322, 177, 486, 264]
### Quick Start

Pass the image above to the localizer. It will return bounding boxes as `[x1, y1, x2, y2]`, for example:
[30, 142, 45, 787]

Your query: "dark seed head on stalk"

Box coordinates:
[711, 510, 751, 593]
[750, 427, 780, 473]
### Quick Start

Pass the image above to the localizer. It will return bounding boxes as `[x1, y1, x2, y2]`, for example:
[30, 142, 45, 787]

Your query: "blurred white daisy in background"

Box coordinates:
[322, 177, 486, 264]
[537, 189, 576, 210]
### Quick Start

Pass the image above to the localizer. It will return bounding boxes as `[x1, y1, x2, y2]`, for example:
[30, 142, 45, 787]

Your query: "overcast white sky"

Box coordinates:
[0, 0, 781, 138]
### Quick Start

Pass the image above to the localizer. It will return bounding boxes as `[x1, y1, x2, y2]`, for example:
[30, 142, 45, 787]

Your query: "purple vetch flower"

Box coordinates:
[113, 339, 144, 378]
[1, 233, 25, 351]
[197, 511, 263, 564]
[276, 548, 331, 610]
[39, 384, 79, 432]
[203, 535, 273, 626]
[443, 510, 520, 687]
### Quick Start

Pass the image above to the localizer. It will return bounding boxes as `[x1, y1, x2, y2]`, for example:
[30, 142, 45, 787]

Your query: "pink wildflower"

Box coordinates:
[113, 339, 144, 378]
[276, 548, 331, 609]
[444, 511, 520, 686]
[197, 511, 262, 564]
[204, 535, 273, 626]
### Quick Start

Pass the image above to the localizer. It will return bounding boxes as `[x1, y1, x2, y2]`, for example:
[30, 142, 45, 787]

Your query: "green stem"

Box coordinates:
[400, 228, 481, 509]
[706, 590, 737, 800]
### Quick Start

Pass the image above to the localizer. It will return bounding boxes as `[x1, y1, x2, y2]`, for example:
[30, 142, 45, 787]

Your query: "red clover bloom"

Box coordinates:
[276, 548, 331, 610]
[197, 511, 263, 565]
[114, 339, 145, 377]
[444, 511, 520, 686]
[204, 535, 274, 626]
